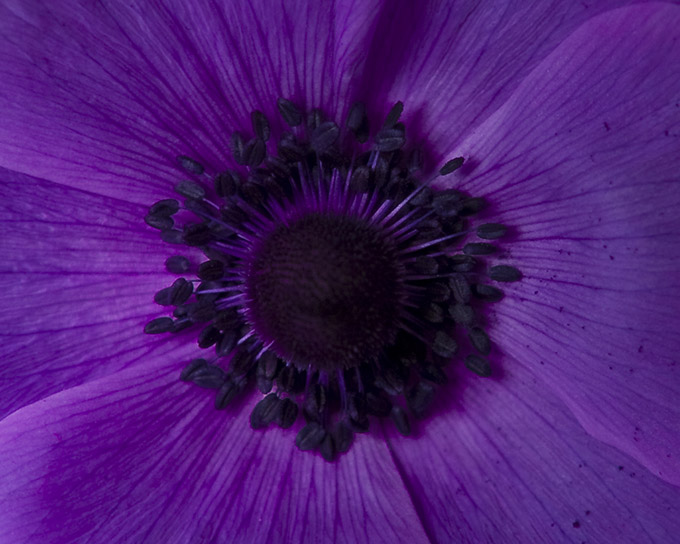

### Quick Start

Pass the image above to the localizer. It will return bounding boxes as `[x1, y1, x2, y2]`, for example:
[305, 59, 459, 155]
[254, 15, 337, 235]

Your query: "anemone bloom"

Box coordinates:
[1, 1, 680, 543]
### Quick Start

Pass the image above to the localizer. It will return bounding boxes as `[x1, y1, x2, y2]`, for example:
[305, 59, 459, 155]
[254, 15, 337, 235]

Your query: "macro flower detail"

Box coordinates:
[1, 1, 679, 543]
[144, 99, 520, 459]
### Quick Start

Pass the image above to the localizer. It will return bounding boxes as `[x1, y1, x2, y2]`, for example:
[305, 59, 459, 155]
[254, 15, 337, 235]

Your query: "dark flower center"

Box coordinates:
[246, 213, 400, 371]
[143, 99, 521, 461]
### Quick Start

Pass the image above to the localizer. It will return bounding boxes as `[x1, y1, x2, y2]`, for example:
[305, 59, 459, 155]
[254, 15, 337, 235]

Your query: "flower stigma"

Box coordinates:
[143, 99, 521, 460]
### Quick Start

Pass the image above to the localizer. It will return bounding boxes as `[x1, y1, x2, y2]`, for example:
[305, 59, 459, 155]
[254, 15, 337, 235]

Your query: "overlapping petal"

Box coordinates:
[0, 167, 200, 419]
[0, 359, 430, 544]
[446, 3, 680, 483]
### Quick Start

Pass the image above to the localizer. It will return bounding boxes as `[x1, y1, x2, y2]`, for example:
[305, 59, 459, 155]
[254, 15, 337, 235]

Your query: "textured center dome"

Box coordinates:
[246, 212, 401, 371]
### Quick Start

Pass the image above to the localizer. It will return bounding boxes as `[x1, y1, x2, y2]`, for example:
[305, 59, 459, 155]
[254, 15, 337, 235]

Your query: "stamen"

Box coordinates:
[489, 265, 522, 282]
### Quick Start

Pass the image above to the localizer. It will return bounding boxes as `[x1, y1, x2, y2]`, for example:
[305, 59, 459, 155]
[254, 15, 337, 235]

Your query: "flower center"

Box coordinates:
[143, 99, 521, 461]
[246, 213, 400, 371]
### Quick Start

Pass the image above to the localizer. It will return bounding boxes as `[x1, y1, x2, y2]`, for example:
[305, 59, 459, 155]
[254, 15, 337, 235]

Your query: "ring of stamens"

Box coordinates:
[143, 99, 521, 461]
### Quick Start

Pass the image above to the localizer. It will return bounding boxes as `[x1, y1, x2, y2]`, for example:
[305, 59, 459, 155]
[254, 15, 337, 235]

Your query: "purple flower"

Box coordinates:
[1, 0, 679, 542]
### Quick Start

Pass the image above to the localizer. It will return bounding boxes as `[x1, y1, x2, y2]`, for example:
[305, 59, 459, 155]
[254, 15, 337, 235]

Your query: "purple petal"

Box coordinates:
[0, 167, 199, 418]
[0, 360, 430, 543]
[0, 0, 382, 203]
[357, 0, 643, 157]
[449, 5, 680, 483]
[385, 366, 680, 542]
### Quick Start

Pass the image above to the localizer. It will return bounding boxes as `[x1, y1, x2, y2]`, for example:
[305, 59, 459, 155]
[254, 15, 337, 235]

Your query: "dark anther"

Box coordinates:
[250, 394, 283, 429]
[180, 358, 207, 382]
[187, 363, 227, 389]
[277, 98, 303, 127]
[477, 223, 507, 240]
[346, 102, 369, 142]
[407, 381, 435, 419]
[439, 157, 465, 176]
[183, 223, 213, 246]
[449, 303, 474, 325]
[251, 110, 271, 141]
[346, 101, 366, 132]
[366, 391, 392, 417]
[310, 121, 340, 153]
[187, 300, 217, 323]
[216, 329, 239, 356]
[432, 331, 458, 358]
[149, 199, 180, 216]
[161, 229, 185, 245]
[422, 302, 445, 324]
[332, 422, 353, 454]
[184, 198, 213, 217]
[489, 265, 522, 282]
[320, 433, 336, 462]
[197, 260, 224, 281]
[259, 351, 280, 380]
[154, 287, 173, 306]
[256, 370, 273, 394]
[449, 274, 471, 303]
[278, 398, 299, 428]
[244, 138, 266, 167]
[214, 170, 240, 197]
[175, 180, 206, 200]
[463, 242, 497, 256]
[448, 254, 477, 272]
[382, 101, 404, 129]
[144, 213, 174, 231]
[465, 354, 492, 377]
[375, 127, 406, 152]
[472, 284, 504, 302]
[428, 282, 451, 303]
[460, 197, 486, 215]
[177, 155, 204, 175]
[431, 189, 463, 218]
[165, 255, 191, 274]
[420, 364, 448, 385]
[198, 326, 222, 349]
[168, 278, 193, 305]
[230, 132, 246, 165]
[390, 405, 411, 436]
[172, 318, 192, 333]
[144, 317, 174, 334]
[350, 165, 371, 193]
[468, 327, 491, 356]
[295, 422, 326, 451]
[215, 378, 241, 409]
